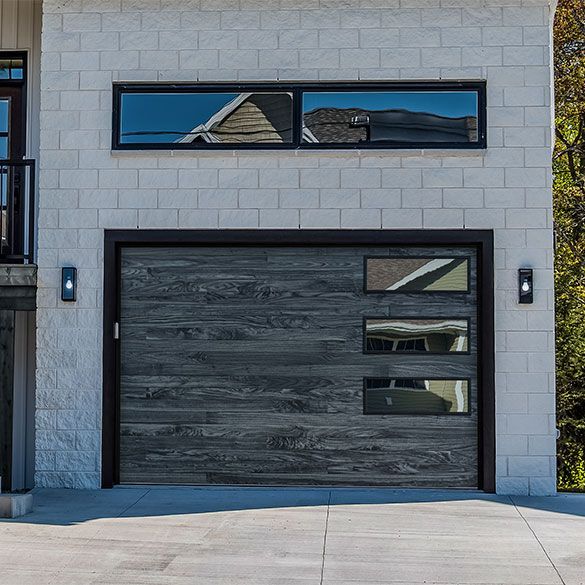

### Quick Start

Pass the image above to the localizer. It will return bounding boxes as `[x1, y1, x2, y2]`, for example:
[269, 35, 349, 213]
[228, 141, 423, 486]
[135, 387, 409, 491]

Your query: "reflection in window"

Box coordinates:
[115, 84, 485, 150]
[0, 59, 23, 80]
[0, 99, 9, 159]
[302, 91, 478, 144]
[1, 168, 8, 246]
[0, 99, 8, 133]
[119, 92, 293, 145]
[365, 318, 468, 353]
[366, 257, 468, 292]
[364, 378, 469, 415]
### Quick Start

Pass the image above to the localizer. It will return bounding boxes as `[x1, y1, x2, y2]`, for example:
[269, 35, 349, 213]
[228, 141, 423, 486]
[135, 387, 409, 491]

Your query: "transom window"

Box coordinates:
[113, 82, 486, 150]
[0, 58, 24, 81]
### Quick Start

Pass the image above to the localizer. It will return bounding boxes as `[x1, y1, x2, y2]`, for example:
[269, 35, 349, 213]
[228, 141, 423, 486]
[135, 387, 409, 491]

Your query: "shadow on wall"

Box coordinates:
[1, 487, 585, 526]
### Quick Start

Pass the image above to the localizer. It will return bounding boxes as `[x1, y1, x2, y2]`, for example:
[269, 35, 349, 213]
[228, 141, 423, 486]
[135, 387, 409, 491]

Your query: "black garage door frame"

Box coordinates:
[102, 229, 495, 491]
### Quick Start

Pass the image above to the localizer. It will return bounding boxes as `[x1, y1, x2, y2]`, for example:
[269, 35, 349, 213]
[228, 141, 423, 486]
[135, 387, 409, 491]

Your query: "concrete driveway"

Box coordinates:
[0, 488, 584, 585]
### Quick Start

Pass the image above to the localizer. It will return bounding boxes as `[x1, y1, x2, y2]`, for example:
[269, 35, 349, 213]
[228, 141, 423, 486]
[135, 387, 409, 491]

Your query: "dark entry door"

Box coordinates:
[1, 54, 27, 257]
[0, 86, 25, 160]
[116, 242, 483, 488]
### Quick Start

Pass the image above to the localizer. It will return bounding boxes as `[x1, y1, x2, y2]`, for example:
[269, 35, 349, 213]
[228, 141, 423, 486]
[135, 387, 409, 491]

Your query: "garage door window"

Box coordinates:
[364, 318, 469, 354]
[363, 378, 470, 415]
[365, 256, 470, 293]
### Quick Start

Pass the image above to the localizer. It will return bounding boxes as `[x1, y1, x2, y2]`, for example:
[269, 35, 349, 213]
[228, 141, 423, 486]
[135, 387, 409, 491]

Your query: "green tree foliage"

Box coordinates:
[554, 0, 585, 490]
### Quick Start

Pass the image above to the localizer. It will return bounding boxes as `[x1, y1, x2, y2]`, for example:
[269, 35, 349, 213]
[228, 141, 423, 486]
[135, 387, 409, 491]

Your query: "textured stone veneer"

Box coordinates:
[36, 0, 556, 494]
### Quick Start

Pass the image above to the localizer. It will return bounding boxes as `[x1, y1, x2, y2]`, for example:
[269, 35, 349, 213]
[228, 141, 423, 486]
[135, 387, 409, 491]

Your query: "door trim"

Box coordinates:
[102, 229, 495, 491]
[0, 51, 27, 159]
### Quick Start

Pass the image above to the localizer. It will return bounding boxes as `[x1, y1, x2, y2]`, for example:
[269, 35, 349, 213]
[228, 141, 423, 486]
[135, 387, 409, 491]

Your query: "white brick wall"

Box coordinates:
[37, 0, 557, 495]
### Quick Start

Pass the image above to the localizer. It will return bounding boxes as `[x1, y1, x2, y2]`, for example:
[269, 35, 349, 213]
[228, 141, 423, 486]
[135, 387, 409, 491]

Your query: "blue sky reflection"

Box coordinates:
[0, 99, 9, 133]
[303, 91, 477, 118]
[120, 93, 239, 143]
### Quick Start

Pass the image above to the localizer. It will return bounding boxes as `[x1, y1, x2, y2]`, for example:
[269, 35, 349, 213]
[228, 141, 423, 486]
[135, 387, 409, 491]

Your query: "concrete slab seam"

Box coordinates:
[511, 496, 567, 585]
[320, 490, 332, 585]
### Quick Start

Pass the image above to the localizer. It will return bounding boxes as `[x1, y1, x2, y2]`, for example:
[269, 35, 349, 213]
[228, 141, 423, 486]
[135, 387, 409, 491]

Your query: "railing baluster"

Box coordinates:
[28, 161, 35, 262]
[0, 159, 36, 264]
[9, 166, 15, 254]
[1, 164, 4, 254]
[0, 163, 5, 256]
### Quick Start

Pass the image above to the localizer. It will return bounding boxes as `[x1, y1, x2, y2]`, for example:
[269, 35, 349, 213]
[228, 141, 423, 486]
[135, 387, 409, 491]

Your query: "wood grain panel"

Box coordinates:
[119, 245, 479, 487]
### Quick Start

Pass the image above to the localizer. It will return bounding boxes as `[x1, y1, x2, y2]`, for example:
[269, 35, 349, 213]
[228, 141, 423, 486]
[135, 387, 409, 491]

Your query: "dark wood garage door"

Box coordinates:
[117, 244, 481, 487]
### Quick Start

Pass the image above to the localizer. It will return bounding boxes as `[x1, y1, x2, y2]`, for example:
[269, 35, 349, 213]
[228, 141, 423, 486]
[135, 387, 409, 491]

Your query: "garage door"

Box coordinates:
[117, 244, 480, 487]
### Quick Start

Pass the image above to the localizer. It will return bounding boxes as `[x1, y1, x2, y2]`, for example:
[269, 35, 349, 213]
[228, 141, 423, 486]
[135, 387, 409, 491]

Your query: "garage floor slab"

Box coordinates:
[0, 488, 584, 585]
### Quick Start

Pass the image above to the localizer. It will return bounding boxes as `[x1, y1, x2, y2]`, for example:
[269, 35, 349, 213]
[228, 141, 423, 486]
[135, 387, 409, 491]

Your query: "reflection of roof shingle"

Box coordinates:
[367, 258, 430, 289]
[304, 107, 367, 143]
[213, 94, 292, 143]
[180, 93, 293, 144]
[304, 107, 478, 144]
[367, 258, 467, 291]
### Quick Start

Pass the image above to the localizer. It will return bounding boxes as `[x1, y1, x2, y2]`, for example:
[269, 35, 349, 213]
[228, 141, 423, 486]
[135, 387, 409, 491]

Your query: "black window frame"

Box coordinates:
[0, 51, 26, 84]
[364, 255, 472, 294]
[362, 316, 472, 356]
[112, 81, 487, 151]
[362, 377, 472, 416]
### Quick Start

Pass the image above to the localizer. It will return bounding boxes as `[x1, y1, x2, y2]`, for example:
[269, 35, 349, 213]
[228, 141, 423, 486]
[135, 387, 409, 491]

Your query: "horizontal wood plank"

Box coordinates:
[119, 245, 479, 487]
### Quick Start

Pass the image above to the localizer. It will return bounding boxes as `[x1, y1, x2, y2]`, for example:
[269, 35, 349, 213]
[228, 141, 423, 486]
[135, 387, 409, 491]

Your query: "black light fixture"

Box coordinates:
[518, 269, 533, 304]
[61, 267, 77, 302]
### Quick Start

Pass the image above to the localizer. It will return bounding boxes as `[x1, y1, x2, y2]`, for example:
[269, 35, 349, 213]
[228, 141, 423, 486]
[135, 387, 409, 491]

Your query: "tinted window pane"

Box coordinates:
[10, 58, 24, 79]
[0, 59, 23, 80]
[366, 257, 468, 292]
[0, 137, 7, 159]
[1, 172, 6, 242]
[120, 92, 293, 145]
[0, 99, 8, 133]
[365, 318, 468, 353]
[364, 378, 469, 414]
[302, 91, 478, 144]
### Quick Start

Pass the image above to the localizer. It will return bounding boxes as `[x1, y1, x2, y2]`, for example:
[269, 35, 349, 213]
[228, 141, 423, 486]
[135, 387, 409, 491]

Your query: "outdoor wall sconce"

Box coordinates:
[518, 268, 533, 304]
[61, 267, 77, 302]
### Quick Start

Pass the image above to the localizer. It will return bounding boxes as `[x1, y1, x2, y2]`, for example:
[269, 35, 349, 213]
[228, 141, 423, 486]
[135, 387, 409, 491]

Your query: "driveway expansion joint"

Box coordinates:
[319, 490, 332, 585]
[511, 496, 567, 585]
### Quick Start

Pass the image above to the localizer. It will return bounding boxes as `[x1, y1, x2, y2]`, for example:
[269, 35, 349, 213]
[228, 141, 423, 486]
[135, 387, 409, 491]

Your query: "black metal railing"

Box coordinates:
[0, 159, 35, 263]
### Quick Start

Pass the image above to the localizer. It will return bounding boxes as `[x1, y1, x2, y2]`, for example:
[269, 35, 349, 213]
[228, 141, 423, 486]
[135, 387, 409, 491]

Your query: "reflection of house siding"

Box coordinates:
[429, 380, 460, 412]
[419, 261, 468, 291]
[366, 327, 468, 353]
[367, 388, 448, 413]
[182, 93, 292, 144]
[367, 380, 467, 414]
[212, 95, 292, 143]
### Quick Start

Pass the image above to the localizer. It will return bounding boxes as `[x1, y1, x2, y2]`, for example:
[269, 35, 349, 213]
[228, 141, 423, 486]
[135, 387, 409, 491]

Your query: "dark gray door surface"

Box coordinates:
[118, 245, 479, 487]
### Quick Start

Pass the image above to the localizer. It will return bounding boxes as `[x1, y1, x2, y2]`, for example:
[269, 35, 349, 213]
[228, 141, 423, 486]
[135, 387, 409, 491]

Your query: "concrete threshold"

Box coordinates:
[0, 492, 33, 518]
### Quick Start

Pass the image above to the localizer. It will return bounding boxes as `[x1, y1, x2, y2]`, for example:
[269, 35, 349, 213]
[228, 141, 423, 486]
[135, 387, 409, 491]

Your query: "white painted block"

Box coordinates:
[36, 0, 557, 494]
